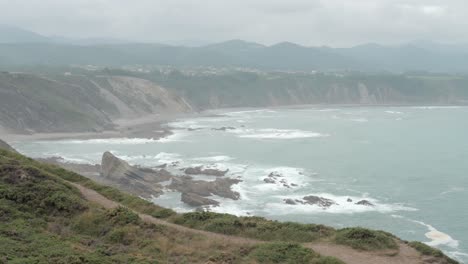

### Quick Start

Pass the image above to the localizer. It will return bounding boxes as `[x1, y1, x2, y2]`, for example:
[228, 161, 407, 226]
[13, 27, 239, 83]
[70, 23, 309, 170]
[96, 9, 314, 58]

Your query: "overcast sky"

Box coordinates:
[0, 0, 467, 47]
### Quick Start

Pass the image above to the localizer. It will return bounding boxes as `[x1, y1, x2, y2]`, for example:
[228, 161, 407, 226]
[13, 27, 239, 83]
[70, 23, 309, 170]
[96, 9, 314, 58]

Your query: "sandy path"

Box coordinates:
[70, 182, 424, 264]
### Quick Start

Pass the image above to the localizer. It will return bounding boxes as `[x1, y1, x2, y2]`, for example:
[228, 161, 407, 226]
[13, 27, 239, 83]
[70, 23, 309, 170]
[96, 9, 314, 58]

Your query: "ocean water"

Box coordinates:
[13, 106, 468, 262]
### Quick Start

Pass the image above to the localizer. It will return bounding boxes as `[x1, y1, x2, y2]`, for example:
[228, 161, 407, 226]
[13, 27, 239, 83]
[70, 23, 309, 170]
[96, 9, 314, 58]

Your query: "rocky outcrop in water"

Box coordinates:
[355, 200, 374, 206]
[184, 166, 229, 177]
[303, 196, 338, 208]
[100, 151, 173, 198]
[181, 192, 220, 207]
[169, 176, 241, 203]
[263, 171, 297, 188]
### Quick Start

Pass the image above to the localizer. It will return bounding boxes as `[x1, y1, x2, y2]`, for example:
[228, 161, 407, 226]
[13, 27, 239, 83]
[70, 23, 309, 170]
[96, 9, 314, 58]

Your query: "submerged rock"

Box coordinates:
[284, 198, 297, 205]
[355, 200, 374, 206]
[347, 198, 353, 202]
[211, 126, 236, 131]
[184, 166, 229, 177]
[181, 192, 219, 207]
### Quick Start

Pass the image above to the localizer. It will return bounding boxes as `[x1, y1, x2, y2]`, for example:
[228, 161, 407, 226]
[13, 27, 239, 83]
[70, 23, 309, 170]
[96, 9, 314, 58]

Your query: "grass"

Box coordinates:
[170, 211, 335, 242]
[1, 148, 460, 263]
[408, 241, 459, 264]
[334, 227, 398, 251]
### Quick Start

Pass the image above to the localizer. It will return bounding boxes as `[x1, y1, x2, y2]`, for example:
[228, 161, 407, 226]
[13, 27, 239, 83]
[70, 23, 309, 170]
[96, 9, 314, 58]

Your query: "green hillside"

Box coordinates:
[0, 145, 460, 264]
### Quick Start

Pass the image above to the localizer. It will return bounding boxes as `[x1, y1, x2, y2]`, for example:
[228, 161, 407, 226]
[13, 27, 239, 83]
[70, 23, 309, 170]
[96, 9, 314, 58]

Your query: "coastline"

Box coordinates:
[2, 103, 466, 142]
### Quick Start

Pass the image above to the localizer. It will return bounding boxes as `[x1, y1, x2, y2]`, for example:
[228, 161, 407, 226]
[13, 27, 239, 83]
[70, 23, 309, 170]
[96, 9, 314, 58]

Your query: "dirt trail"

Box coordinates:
[70, 182, 424, 264]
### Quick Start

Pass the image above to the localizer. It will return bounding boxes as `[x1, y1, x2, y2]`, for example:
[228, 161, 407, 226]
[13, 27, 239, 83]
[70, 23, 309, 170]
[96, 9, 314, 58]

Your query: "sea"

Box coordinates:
[13, 106, 468, 263]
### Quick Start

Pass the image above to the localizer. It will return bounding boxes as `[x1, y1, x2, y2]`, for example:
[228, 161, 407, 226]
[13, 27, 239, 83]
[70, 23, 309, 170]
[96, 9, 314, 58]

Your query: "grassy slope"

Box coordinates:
[0, 149, 344, 263]
[0, 148, 459, 263]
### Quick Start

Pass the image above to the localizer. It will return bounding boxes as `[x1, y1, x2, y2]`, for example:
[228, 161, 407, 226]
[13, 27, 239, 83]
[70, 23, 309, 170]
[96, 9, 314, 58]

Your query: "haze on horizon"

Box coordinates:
[0, 0, 467, 47]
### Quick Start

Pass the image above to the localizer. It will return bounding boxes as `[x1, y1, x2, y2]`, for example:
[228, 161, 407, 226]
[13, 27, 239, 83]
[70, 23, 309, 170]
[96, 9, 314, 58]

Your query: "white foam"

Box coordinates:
[411, 220, 459, 248]
[168, 119, 208, 129]
[349, 118, 369, 123]
[224, 109, 277, 117]
[232, 128, 329, 139]
[193, 155, 234, 162]
[448, 251, 468, 263]
[412, 106, 463, 110]
[263, 193, 417, 215]
[48, 137, 179, 145]
[58, 156, 94, 165]
[385, 110, 404, 115]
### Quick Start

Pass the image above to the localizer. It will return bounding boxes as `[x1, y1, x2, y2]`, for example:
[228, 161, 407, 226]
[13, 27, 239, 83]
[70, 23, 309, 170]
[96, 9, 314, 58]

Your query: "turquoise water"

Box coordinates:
[13, 106, 468, 262]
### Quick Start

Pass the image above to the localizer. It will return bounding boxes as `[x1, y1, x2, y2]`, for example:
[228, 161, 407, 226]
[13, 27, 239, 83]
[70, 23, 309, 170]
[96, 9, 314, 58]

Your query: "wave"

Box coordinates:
[47, 137, 161, 145]
[412, 106, 463, 110]
[385, 110, 404, 114]
[349, 118, 369, 123]
[231, 128, 330, 139]
[262, 193, 417, 215]
[410, 220, 459, 248]
[193, 155, 234, 162]
[224, 109, 277, 117]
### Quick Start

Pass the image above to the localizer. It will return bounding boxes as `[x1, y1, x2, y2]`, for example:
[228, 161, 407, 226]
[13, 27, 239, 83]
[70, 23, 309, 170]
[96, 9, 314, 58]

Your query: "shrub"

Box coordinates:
[250, 243, 316, 263]
[106, 206, 140, 226]
[335, 227, 398, 251]
[171, 211, 335, 242]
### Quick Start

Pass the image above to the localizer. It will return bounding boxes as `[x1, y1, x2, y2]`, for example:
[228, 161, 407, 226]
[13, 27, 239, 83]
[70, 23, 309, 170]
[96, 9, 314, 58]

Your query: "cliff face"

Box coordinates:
[1, 70, 468, 133]
[0, 72, 193, 133]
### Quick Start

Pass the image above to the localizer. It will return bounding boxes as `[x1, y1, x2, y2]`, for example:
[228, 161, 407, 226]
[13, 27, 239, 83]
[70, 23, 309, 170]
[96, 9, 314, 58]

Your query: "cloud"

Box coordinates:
[0, 0, 466, 46]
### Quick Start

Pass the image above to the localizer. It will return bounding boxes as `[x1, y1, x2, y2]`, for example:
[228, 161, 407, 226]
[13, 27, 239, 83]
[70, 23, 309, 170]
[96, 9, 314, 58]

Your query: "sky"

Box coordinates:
[0, 0, 467, 47]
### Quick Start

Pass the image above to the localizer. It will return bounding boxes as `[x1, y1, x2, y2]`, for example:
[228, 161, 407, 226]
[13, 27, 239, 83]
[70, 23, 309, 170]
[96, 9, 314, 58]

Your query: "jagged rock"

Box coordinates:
[0, 139, 16, 152]
[184, 166, 229, 177]
[303, 195, 337, 208]
[263, 178, 276, 184]
[284, 198, 296, 205]
[347, 198, 353, 202]
[211, 126, 236, 131]
[355, 200, 374, 206]
[99, 151, 174, 198]
[169, 177, 241, 201]
[181, 192, 220, 207]
[101, 151, 171, 181]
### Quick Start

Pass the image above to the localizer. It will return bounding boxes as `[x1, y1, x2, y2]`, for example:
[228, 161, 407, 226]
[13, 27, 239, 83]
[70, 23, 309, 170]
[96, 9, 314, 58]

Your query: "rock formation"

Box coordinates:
[181, 193, 220, 207]
[169, 176, 241, 205]
[184, 166, 229, 177]
[100, 151, 172, 198]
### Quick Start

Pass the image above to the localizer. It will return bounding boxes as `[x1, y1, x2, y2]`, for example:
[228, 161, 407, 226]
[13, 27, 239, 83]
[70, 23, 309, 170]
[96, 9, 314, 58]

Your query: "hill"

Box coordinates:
[2, 37, 468, 72]
[0, 143, 460, 263]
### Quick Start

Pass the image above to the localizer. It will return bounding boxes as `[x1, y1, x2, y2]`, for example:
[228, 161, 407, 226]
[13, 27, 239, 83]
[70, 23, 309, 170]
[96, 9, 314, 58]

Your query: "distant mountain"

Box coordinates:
[0, 25, 51, 43]
[2, 26, 468, 72]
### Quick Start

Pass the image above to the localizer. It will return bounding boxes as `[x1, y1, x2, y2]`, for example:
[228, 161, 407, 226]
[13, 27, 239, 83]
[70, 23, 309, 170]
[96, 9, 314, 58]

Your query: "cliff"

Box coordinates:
[1, 70, 468, 134]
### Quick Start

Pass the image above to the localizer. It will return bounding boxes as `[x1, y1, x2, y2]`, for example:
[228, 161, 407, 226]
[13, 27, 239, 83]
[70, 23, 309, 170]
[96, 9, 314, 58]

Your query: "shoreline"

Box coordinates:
[2, 103, 467, 142]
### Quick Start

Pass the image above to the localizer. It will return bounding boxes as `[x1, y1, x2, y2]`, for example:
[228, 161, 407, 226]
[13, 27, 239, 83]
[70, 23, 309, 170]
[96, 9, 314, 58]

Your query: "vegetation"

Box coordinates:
[408, 241, 459, 264]
[171, 211, 334, 242]
[334, 227, 398, 251]
[0, 148, 339, 263]
[0, 148, 460, 263]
